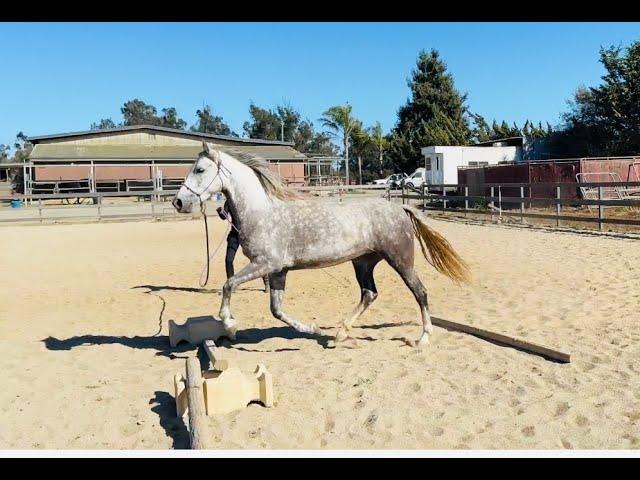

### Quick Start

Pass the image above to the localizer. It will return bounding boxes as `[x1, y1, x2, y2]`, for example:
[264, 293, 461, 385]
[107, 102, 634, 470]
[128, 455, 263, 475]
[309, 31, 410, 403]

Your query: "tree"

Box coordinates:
[388, 49, 471, 173]
[304, 131, 339, 157]
[469, 114, 493, 143]
[159, 107, 187, 130]
[368, 122, 390, 174]
[2, 132, 32, 193]
[320, 104, 360, 185]
[0, 144, 9, 162]
[121, 99, 161, 126]
[116, 99, 188, 130]
[243, 104, 283, 141]
[12, 132, 32, 163]
[242, 103, 301, 143]
[190, 105, 236, 136]
[243, 102, 338, 156]
[349, 121, 369, 185]
[470, 115, 553, 144]
[90, 118, 117, 130]
[553, 40, 640, 157]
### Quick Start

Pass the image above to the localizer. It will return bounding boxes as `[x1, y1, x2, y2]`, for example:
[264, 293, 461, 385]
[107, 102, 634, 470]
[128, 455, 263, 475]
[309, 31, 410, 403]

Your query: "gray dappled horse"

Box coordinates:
[172, 142, 470, 347]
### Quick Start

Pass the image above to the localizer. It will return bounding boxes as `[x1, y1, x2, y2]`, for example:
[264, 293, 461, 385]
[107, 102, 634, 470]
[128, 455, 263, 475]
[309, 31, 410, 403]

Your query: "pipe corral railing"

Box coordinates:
[397, 181, 640, 231]
[0, 184, 393, 224]
[3, 181, 640, 232]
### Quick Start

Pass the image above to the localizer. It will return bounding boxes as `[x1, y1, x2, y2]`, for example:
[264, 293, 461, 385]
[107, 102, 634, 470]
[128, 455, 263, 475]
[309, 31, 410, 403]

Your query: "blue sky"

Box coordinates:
[1, 22, 639, 149]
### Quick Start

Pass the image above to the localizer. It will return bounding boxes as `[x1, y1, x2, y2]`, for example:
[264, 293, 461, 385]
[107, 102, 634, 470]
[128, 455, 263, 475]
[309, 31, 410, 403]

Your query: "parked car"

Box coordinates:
[372, 173, 407, 188]
[403, 168, 427, 188]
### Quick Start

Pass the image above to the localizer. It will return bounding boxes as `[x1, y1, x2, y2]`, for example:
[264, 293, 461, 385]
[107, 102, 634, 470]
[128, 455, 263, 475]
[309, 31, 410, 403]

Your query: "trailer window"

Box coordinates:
[468, 161, 489, 168]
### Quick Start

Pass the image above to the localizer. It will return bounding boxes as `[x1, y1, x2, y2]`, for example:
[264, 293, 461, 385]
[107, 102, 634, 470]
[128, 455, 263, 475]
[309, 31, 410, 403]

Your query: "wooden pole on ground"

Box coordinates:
[431, 317, 570, 363]
[185, 357, 212, 449]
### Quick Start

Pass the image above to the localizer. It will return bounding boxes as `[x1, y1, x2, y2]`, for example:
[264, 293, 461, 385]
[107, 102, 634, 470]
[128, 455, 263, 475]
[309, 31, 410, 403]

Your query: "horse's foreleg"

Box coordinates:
[269, 270, 321, 335]
[219, 260, 273, 339]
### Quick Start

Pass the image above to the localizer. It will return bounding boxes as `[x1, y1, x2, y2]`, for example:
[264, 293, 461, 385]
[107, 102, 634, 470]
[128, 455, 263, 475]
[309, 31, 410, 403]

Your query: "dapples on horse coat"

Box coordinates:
[173, 142, 470, 347]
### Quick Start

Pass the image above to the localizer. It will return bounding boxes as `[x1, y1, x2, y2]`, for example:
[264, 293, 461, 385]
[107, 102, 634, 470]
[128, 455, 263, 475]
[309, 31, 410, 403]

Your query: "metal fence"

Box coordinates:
[397, 182, 640, 231]
[7, 181, 638, 233]
[1, 184, 393, 224]
[0, 190, 197, 224]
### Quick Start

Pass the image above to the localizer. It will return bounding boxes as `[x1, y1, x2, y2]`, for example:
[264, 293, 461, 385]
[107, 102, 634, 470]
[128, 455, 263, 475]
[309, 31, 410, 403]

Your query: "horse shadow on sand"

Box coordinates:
[132, 284, 265, 295]
[41, 320, 334, 357]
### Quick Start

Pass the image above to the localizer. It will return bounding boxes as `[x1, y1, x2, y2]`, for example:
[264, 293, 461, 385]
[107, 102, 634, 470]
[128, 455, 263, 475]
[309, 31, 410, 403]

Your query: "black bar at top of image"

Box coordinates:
[1, 2, 640, 22]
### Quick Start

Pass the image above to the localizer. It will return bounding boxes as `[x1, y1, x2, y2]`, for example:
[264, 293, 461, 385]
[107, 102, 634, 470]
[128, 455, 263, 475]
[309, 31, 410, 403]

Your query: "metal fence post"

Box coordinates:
[556, 186, 561, 227]
[423, 184, 426, 210]
[97, 196, 102, 221]
[490, 186, 494, 221]
[442, 187, 446, 212]
[464, 186, 469, 218]
[598, 186, 604, 231]
[38, 199, 42, 223]
[520, 186, 525, 223]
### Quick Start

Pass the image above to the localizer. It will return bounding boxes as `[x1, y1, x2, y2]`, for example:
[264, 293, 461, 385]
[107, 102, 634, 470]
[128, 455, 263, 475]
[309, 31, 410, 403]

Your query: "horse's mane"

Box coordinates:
[210, 145, 301, 200]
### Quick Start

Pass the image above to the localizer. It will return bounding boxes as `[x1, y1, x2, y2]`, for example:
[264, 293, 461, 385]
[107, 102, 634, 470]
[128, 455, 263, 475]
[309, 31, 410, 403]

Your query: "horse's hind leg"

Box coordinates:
[387, 259, 433, 347]
[269, 270, 321, 335]
[334, 253, 381, 342]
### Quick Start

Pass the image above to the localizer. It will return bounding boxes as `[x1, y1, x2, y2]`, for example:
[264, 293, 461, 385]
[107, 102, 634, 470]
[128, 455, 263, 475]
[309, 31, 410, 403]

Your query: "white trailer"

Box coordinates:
[419, 145, 521, 190]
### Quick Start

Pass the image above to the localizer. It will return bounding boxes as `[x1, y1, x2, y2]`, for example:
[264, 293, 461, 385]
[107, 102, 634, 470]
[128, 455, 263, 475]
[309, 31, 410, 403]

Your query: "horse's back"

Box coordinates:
[275, 197, 413, 268]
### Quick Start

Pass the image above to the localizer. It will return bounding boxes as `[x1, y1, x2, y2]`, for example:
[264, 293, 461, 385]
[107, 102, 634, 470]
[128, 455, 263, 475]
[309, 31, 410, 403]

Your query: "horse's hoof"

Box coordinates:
[334, 327, 349, 342]
[224, 326, 237, 341]
[309, 323, 322, 336]
[415, 335, 430, 347]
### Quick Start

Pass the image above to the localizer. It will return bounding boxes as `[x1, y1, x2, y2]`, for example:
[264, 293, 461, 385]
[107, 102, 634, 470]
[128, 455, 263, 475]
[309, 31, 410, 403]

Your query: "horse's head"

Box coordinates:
[173, 142, 224, 213]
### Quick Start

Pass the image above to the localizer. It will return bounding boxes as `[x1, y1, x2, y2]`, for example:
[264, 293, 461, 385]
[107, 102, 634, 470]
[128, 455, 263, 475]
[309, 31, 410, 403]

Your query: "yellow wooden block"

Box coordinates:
[174, 363, 273, 417]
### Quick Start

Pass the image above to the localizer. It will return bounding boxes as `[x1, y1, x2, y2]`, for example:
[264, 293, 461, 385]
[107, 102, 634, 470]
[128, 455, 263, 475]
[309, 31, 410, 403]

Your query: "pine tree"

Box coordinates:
[388, 49, 471, 172]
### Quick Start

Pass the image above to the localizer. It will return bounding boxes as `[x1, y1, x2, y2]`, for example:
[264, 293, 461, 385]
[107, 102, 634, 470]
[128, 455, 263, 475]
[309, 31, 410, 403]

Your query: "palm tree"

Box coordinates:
[320, 104, 360, 186]
[368, 122, 388, 175]
[349, 122, 369, 185]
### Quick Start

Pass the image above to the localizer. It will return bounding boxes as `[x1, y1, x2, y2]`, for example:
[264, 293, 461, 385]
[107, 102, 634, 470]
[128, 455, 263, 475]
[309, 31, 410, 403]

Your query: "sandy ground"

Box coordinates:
[1, 211, 639, 450]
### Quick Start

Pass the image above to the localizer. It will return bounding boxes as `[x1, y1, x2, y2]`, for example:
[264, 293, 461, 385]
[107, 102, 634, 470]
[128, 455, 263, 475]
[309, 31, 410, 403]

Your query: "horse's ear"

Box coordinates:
[202, 141, 211, 154]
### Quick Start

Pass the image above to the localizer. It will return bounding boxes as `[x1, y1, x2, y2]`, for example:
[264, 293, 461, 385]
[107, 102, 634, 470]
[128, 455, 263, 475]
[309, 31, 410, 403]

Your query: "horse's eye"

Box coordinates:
[195, 168, 205, 174]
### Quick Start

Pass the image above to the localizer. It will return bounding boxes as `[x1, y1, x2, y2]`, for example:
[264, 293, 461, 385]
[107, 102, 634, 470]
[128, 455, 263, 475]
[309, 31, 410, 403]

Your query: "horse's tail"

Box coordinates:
[402, 205, 471, 284]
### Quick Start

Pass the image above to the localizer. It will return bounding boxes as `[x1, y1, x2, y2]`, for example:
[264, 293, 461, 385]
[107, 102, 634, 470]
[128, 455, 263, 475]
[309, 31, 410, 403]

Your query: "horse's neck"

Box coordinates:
[220, 155, 271, 230]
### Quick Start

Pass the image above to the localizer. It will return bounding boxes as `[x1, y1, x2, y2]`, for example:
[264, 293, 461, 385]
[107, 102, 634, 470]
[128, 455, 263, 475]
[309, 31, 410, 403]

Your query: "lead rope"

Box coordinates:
[197, 200, 239, 288]
[199, 201, 211, 287]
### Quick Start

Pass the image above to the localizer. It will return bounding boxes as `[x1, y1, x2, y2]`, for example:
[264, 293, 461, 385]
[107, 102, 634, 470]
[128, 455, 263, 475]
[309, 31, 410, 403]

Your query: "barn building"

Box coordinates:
[24, 125, 310, 195]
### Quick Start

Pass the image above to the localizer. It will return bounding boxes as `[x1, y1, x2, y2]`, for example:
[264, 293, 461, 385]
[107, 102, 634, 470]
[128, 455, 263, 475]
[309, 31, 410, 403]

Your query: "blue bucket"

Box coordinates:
[10, 199, 22, 209]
